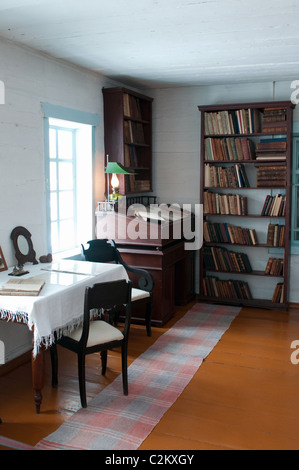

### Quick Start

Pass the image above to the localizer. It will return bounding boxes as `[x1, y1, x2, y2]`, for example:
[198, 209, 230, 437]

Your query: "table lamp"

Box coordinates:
[105, 155, 135, 201]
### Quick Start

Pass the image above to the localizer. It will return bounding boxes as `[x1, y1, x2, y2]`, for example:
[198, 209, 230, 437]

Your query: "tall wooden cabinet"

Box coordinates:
[198, 101, 295, 310]
[102, 87, 153, 195]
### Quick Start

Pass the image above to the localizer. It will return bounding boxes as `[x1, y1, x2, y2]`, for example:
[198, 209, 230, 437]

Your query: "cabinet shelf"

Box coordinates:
[124, 115, 150, 125]
[204, 242, 284, 248]
[203, 268, 284, 278]
[198, 295, 288, 310]
[103, 87, 153, 195]
[198, 100, 295, 309]
[204, 186, 287, 190]
[205, 132, 287, 138]
[204, 214, 285, 218]
[204, 159, 287, 166]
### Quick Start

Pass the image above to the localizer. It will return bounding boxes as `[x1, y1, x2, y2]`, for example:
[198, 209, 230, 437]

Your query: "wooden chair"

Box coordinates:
[50, 279, 132, 408]
[81, 239, 154, 336]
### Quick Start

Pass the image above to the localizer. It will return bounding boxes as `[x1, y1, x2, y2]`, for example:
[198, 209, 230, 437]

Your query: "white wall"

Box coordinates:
[0, 38, 123, 362]
[146, 80, 299, 303]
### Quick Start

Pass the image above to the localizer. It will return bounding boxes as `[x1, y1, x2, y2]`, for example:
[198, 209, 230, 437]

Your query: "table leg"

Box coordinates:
[32, 350, 45, 414]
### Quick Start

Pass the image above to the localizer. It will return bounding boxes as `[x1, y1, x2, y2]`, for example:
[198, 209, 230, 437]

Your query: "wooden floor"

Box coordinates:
[1, 302, 299, 450]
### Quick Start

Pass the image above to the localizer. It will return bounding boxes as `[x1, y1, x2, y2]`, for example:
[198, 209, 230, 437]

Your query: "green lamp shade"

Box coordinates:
[105, 162, 135, 174]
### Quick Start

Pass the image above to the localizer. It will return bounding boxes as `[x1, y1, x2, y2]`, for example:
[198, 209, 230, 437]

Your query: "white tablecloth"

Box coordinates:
[0, 260, 128, 356]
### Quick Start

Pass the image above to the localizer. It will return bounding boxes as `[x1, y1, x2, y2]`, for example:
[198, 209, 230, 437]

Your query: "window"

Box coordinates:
[42, 103, 99, 257]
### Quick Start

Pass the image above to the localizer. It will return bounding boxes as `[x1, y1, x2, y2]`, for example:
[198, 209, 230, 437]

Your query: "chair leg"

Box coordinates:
[145, 301, 152, 337]
[121, 342, 128, 396]
[78, 353, 87, 408]
[50, 343, 58, 388]
[101, 350, 107, 375]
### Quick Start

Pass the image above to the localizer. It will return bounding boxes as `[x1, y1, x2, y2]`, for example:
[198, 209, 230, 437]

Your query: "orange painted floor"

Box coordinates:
[1, 303, 299, 450]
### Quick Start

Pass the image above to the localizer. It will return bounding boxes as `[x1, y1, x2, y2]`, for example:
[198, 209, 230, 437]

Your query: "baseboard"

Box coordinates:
[0, 350, 31, 377]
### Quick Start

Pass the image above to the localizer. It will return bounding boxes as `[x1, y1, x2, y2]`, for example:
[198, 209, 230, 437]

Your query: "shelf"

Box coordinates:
[204, 132, 287, 138]
[204, 185, 287, 190]
[198, 100, 294, 309]
[198, 295, 288, 310]
[204, 159, 286, 165]
[204, 242, 285, 248]
[103, 86, 153, 195]
[203, 268, 284, 277]
[124, 115, 150, 125]
[204, 214, 285, 218]
[124, 142, 150, 148]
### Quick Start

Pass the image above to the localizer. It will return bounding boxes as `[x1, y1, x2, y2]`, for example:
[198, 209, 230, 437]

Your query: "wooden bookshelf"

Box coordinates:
[198, 101, 295, 310]
[102, 87, 153, 195]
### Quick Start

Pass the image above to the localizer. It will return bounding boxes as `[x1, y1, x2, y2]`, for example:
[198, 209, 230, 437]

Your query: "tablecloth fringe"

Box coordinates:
[0, 308, 29, 325]
[31, 309, 102, 358]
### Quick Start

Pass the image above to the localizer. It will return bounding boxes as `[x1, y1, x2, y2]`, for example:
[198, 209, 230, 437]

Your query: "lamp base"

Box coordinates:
[109, 192, 123, 201]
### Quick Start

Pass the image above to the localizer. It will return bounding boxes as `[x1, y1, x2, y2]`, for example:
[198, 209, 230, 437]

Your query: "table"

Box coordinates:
[0, 260, 128, 413]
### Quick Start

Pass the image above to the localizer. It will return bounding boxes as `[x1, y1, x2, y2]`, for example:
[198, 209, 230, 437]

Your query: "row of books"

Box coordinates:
[204, 108, 261, 135]
[265, 258, 284, 276]
[255, 138, 287, 161]
[203, 276, 284, 302]
[256, 165, 286, 188]
[266, 224, 285, 247]
[203, 191, 248, 215]
[126, 178, 151, 193]
[262, 107, 287, 134]
[204, 137, 255, 161]
[261, 194, 286, 217]
[203, 221, 258, 245]
[202, 276, 252, 300]
[124, 145, 138, 168]
[204, 163, 249, 188]
[272, 282, 284, 303]
[123, 93, 143, 120]
[133, 179, 151, 192]
[203, 246, 252, 273]
[124, 120, 145, 145]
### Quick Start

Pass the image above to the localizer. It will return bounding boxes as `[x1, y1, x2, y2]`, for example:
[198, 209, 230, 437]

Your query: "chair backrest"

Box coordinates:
[80, 280, 132, 347]
[81, 239, 119, 263]
[82, 238, 154, 292]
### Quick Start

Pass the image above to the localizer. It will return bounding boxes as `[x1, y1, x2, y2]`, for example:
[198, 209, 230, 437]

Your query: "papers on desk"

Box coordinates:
[134, 206, 191, 223]
[0, 276, 45, 296]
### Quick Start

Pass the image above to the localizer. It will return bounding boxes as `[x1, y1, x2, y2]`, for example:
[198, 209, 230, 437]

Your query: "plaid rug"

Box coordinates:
[35, 303, 240, 450]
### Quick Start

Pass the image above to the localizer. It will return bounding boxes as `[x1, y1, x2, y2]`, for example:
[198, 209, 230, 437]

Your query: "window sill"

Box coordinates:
[53, 248, 82, 261]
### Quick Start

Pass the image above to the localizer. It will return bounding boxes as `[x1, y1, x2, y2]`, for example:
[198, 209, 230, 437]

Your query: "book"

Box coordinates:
[272, 282, 284, 303]
[0, 276, 45, 296]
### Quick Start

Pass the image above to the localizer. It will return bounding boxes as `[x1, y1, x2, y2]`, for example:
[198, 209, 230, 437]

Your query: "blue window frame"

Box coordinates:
[49, 124, 77, 253]
[42, 103, 99, 256]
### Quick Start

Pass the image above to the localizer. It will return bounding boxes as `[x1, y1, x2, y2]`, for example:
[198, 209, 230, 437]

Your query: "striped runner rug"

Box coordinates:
[34, 303, 240, 450]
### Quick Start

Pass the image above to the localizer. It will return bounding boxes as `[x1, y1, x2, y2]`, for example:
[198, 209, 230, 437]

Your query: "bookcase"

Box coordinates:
[198, 100, 295, 310]
[102, 87, 153, 195]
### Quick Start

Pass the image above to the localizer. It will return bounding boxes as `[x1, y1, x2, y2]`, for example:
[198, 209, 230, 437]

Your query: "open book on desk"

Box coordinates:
[0, 276, 45, 296]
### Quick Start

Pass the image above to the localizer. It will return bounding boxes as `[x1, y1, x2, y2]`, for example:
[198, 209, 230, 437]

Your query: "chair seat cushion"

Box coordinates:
[66, 320, 124, 347]
[131, 287, 151, 302]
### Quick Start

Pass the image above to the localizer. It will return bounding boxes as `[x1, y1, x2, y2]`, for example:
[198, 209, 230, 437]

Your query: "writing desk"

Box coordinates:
[0, 260, 128, 413]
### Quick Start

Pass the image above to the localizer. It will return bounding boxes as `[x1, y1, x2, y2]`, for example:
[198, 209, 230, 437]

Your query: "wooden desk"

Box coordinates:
[96, 211, 195, 326]
[0, 260, 128, 413]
